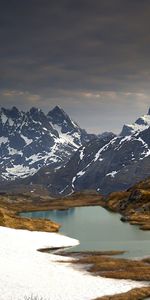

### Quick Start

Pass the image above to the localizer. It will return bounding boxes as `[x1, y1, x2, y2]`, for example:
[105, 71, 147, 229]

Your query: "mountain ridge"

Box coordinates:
[22, 107, 150, 196]
[1, 106, 150, 197]
[0, 105, 97, 183]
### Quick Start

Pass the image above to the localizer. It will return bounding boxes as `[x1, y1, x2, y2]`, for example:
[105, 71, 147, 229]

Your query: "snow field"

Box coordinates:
[0, 227, 146, 300]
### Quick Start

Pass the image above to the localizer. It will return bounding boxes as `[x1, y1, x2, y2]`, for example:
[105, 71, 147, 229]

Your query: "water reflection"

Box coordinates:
[53, 208, 75, 216]
[23, 207, 75, 220]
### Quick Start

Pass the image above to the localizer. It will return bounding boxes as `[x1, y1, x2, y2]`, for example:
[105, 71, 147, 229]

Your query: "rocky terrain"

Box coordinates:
[97, 288, 150, 300]
[60, 251, 150, 281]
[58, 251, 150, 300]
[0, 191, 103, 231]
[0, 193, 60, 232]
[102, 177, 150, 230]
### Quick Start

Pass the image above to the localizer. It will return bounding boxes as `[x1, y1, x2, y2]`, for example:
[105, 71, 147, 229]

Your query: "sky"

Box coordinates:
[0, 0, 150, 134]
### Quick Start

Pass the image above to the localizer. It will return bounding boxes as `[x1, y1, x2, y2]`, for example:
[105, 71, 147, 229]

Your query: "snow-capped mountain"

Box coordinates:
[27, 108, 150, 196]
[63, 108, 150, 195]
[0, 106, 96, 183]
[2, 106, 150, 196]
[120, 108, 150, 136]
[47, 106, 95, 148]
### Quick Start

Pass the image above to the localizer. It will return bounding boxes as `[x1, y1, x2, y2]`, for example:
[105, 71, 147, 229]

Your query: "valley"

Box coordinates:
[0, 106, 150, 300]
[1, 1, 150, 298]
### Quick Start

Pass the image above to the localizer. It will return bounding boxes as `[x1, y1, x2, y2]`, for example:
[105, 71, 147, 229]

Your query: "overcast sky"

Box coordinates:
[0, 0, 150, 133]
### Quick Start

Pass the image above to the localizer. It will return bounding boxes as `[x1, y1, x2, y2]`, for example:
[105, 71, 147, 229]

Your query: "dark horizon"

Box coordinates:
[1, 0, 150, 133]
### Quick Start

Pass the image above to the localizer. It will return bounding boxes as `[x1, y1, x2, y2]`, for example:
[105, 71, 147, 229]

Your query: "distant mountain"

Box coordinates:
[25, 108, 150, 196]
[0, 106, 97, 183]
[120, 108, 150, 136]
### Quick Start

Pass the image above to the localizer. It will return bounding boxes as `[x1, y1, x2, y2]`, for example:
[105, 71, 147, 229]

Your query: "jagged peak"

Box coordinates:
[0, 106, 20, 118]
[52, 105, 63, 112]
[48, 106, 81, 132]
[48, 105, 69, 121]
[48, 105, 68, 118]
[120, 108, 150, 136]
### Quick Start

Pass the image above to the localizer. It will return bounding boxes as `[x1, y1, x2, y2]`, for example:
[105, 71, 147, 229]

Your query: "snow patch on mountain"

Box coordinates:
[3, 165, 37, 179]
[8, 147, 23, 156]
[21, 135, 33, 145]
[79, 147, 85, 160]
[94, 137, 117, 162]
[53, 124, 79, 148]
[106, 170, 119, 178]
[76, 170, 86, 177]
[0, 137, 8, 146]
[1, 113, 8, 125]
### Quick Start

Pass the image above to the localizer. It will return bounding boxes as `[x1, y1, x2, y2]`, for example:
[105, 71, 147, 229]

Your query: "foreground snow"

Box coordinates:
[0, 227, 145, 300]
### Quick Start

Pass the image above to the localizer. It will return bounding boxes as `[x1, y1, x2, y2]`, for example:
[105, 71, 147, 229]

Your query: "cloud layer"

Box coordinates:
[0, 0, 150, 132]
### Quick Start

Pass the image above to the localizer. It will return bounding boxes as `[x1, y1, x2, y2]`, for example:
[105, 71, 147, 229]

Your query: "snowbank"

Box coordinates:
[0, 226, 144, 300]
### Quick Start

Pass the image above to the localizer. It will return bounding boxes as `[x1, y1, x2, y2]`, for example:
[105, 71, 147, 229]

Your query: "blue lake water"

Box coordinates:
[20, 206, 150, 258]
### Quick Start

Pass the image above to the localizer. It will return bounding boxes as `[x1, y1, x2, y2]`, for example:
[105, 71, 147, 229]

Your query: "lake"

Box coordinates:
[20, 206, 150, 258]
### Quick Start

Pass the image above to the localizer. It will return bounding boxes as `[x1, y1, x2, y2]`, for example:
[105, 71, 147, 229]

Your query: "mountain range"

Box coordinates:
[0, 105, 97, 184]
[0, 106, 150, 196]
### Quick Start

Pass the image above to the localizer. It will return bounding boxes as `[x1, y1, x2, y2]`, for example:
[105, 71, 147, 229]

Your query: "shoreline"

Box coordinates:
[56, 251, 150, 300]
[0, 226, 147, 300]
[1, 189, 150, 232]
[0, 191, 103, 231]
[0, 192, 150, 299]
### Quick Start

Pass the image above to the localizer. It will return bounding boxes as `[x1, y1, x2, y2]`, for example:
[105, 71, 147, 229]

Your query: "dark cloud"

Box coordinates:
[0, 0, 150, 132]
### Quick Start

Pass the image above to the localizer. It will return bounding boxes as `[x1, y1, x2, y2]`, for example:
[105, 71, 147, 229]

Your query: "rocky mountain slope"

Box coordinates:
[26, 108, 150, 196]
[23, 132, 115, 196]
[103, 176, 150, 230]
[0, 106, 96, 184]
